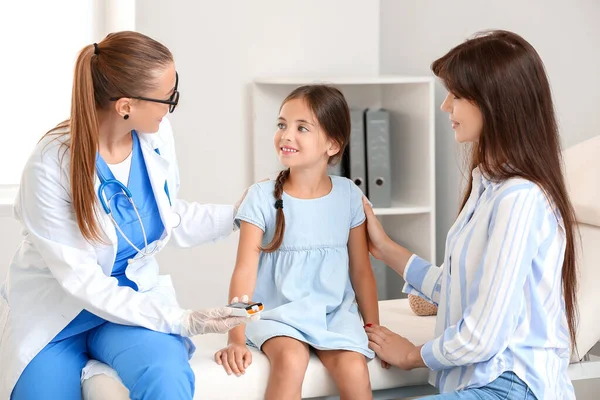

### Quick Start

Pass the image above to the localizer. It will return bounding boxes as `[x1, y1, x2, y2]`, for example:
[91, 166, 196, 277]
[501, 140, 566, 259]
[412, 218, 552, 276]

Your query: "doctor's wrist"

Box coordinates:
[178, 309, 193, 337]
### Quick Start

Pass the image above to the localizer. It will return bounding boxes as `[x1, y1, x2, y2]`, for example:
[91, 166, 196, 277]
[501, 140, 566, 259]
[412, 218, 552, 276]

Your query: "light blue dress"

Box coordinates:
[235, 175, 374, 358]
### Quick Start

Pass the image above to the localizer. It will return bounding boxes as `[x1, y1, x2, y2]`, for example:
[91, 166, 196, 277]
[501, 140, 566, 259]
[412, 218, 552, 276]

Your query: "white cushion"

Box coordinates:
[81, 299, 436, 399]
[571, 223, 600, 361]
[562, 134, 600, 360]
[563, 135, 600, 228]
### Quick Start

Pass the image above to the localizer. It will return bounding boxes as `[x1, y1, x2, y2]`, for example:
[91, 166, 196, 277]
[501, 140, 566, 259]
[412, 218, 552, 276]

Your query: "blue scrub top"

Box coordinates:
[52, 132, 165, 342]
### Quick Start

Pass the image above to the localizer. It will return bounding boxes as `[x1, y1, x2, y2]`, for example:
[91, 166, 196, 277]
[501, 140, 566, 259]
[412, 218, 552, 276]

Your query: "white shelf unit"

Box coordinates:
[251, 76, 436, 300]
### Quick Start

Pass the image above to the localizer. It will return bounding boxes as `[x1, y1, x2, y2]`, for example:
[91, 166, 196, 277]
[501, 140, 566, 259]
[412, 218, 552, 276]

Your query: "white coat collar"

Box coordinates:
[137, 130, 166, 151]
[139, 135, 173, 231]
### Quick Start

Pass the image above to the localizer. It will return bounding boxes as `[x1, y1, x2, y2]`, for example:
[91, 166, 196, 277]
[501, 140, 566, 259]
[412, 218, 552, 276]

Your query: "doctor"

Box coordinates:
[0, 31, 252, 400]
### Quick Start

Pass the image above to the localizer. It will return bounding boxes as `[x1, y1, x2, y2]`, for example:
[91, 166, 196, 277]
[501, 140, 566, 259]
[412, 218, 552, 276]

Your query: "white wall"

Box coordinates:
[135, 0, 380, 309]
[379, 0, 600, 264]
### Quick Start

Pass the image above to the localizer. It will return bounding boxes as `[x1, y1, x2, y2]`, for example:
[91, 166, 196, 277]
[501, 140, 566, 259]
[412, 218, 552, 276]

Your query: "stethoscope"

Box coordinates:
[97, 170, 161, 259]
[96, 147, 174, 260]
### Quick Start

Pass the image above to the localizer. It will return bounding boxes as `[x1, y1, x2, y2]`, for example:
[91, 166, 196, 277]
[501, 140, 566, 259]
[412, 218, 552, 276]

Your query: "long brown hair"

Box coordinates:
[262, 85, 351, 252]
[432, 30, 579, 351]
[45, 31, 173, 243]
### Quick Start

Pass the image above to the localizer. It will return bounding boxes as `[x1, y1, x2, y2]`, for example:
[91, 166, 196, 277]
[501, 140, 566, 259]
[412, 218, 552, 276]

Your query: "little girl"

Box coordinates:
[214, 85, 381, 399]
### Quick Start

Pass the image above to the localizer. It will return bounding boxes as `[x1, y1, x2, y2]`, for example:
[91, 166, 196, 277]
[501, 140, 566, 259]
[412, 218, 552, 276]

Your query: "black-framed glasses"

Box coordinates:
[110, 72, 180, 113]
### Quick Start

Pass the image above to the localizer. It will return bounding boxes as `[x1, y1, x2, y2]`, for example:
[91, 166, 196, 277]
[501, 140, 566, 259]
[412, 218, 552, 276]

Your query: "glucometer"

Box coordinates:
[226, 301, 264, 317]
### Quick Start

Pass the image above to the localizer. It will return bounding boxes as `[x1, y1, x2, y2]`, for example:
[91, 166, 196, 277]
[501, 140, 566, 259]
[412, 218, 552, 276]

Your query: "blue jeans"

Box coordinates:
[12, 322, 194, 400]
[421, 371, 537, 399]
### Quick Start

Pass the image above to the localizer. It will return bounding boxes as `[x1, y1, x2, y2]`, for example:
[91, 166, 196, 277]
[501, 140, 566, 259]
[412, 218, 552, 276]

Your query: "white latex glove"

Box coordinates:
[179, 295, 259, 337]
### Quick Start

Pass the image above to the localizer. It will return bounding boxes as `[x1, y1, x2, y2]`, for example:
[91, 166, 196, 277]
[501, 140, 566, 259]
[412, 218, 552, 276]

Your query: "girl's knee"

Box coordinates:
[270, 353, 309, 378]
[344, 357, 370, 382]
[323, 351, 370, 380]
[263, 337, 310, 377]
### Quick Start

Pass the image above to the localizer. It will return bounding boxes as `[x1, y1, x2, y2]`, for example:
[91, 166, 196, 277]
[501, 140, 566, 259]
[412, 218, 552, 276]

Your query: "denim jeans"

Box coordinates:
[421, 371, 537, 400]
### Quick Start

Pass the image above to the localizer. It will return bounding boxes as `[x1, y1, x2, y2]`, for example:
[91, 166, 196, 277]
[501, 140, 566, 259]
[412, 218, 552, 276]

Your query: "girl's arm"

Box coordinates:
[348, 222, 380, 326]
[227, 221, 264, 345]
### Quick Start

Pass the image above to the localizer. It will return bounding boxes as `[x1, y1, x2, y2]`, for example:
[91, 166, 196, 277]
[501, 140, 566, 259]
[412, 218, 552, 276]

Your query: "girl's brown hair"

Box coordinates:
[45, 31, 173, 243]
[432, 30, 578, 351]
[262, 85, 351, 252]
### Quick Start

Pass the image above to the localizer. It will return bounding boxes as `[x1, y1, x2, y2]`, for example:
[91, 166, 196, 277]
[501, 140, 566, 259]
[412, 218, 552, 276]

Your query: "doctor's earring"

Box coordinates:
[123, 114, 129, 120]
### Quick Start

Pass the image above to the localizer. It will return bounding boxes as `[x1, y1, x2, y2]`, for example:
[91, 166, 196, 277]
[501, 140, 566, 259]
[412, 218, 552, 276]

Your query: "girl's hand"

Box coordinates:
[214, 342, 253, 376]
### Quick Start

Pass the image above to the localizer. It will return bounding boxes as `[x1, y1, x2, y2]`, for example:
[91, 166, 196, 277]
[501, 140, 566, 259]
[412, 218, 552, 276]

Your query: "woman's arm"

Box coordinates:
[362, 197, 443, 305]
[227, 221, 264, 345]
[362, 198, 413, 276]
[348, 222, 379, 326]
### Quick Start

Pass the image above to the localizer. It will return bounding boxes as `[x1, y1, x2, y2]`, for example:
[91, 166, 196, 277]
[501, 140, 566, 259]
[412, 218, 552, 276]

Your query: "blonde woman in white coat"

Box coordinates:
[0, 31, 253, 400]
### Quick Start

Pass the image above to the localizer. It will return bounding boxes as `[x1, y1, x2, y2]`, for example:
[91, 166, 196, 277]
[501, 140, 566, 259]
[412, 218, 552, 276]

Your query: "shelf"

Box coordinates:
[253, 75, 434, 85]
[372, 205, 431, 216]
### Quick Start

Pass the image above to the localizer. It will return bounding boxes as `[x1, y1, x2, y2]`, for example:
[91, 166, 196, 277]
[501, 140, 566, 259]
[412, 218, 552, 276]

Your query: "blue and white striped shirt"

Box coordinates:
[404, 167, 574, 400]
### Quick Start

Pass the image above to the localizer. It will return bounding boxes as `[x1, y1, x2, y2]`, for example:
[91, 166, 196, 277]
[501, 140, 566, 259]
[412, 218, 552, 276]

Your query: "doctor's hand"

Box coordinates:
[179, 295, 259, 337]
[234, 179, 269, 215]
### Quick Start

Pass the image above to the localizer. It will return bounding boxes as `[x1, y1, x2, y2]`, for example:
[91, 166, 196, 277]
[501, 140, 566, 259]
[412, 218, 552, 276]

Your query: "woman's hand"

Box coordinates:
[362, 197, 414, 277]
[214, 342, 253, 376]
[365, 324, 425, 370]
[362, 197, 392, 261]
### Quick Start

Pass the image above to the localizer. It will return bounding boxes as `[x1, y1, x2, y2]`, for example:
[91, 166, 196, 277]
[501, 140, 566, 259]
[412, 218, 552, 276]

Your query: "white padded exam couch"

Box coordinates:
[83, 300, 438, 400]
[83, 135, 600, 399]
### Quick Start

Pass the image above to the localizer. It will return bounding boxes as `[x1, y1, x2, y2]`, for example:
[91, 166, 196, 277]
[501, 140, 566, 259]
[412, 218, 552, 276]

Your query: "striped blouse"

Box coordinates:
[404, 167, 574, 400]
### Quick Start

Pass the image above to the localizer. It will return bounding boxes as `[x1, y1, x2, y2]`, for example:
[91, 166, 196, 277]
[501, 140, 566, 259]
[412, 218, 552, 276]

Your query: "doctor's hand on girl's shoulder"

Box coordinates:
[214, 342, 253, 376]
[234, 178, 270, 215]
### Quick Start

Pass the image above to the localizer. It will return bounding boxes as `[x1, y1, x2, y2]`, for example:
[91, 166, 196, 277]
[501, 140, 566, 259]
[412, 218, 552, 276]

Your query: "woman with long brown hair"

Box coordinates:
[364, 30, 577, 399]
[0, 31, 254, 399]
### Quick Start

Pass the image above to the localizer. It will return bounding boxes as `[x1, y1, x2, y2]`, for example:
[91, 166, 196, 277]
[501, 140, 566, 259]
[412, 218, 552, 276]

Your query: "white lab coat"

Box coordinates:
[0, 118, 234, 399]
